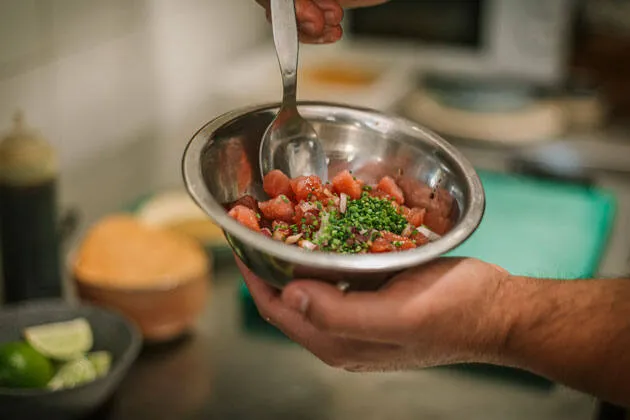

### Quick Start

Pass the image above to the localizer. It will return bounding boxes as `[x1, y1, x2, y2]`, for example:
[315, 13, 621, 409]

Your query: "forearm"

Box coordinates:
[497, 275, 630, 406]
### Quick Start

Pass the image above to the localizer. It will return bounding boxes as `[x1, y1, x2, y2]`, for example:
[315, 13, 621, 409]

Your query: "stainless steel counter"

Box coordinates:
[77, 130, 630, 419]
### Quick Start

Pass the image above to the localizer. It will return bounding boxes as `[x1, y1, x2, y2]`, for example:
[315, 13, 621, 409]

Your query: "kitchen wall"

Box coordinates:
[0, 0, 268, 222]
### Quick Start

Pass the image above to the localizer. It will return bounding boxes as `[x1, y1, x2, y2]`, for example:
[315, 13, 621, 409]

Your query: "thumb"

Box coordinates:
[281, 280, 409, 342]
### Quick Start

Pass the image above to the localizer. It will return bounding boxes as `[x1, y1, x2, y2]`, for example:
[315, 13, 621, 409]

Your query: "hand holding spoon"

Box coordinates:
[259, 0, 328, 181]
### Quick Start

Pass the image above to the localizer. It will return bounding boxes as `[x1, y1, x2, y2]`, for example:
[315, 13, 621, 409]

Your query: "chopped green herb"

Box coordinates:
[313, 194, 407, 253]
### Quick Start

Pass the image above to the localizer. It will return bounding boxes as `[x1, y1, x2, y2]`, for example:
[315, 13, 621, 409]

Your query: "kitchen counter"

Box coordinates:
[77, 128, 630, 419]
[92, 263, 598, 420]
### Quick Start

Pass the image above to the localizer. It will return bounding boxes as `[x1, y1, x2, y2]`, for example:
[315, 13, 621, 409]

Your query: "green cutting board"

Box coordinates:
[445, 170, 616, 279]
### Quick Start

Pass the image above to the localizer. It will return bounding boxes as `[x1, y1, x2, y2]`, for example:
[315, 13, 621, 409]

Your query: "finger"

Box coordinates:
[299, 25, 343, 44]
[281, 280, 410, 342]
[235, 260, 406, 369]
[263, 0, 328, 39]
[235, 257, 278, 300]
[259, 0, 341, 43]
[294, 0, 326, 37]
[313, 0, 344, 26]
[235, 258, 325, 342]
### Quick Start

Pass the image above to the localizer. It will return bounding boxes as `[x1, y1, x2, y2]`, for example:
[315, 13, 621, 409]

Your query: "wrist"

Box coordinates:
[452, 261, 520, 365]
[492, 274, 564, 368]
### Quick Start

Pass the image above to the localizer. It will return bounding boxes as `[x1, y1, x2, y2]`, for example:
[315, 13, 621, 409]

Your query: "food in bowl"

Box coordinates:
[72, 215, 210, 342]
[226, 169, 453, 254]
[0, 318, 111, 391]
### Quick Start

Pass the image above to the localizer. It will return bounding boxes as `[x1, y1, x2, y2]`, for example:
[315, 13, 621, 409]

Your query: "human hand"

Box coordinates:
[254, 0, 389, 44]
[237, 257, 512, 371]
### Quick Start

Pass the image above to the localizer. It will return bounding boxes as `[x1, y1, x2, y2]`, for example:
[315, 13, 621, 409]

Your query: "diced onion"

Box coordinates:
[314, 212, 330, 241]
[401, 224, 414, 237]
[300, 240, 317, 250]
[339, 193, 348, 213]
[286, 233, 303, 244]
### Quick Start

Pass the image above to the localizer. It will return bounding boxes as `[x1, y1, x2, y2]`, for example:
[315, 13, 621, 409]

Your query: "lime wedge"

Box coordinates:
[87, 351, 112, 377]
[47, 357, 97, 391]
[24, 318, 93, 361]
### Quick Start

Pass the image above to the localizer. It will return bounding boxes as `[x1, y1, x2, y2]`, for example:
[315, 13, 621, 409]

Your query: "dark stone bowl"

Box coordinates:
[0, 299, 142, 420]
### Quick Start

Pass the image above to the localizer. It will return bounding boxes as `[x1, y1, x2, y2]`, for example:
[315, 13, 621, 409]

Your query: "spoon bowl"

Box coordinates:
[259, 0, 328, 180]
[260, 106, 328, 180]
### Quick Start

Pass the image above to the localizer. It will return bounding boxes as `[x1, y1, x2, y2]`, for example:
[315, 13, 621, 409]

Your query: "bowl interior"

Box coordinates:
[200, 103, 467, 213]
[0, 299, 141, 395]
[184, 102, 484, 273]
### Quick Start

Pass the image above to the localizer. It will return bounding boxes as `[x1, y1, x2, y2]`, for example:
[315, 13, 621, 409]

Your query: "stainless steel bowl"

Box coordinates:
[182, 102, 485, 291]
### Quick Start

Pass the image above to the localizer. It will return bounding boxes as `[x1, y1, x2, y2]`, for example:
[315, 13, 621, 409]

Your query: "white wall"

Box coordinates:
[147, 0, 270, 188]
[0, 0, 268, 219]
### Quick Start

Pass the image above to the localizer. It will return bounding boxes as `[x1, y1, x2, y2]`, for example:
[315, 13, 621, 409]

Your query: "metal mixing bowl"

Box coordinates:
[182, 102, 485, 291]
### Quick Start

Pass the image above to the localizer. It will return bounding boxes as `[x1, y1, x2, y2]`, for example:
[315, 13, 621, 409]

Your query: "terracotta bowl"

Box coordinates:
[73, 272, 209, 343]
[67, 215, 211, 343]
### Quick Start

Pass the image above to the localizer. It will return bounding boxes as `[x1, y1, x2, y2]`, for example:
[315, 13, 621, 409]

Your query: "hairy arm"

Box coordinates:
[239, 256, 630, 407]
[500, 276, 630, 406]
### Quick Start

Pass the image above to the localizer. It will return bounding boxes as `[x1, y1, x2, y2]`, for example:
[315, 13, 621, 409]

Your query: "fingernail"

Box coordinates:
[285, 288, 310, 314]
[324, 11, 336, 24]
[322, 28, 339, 43]
[300, 22, 317, 35]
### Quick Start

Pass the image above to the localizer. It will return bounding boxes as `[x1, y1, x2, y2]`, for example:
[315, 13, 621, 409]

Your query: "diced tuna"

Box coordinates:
[228, 205, 260, 232]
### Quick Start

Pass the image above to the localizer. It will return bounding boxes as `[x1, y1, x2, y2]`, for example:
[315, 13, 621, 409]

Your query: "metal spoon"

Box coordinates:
[259, 0, 328, 181]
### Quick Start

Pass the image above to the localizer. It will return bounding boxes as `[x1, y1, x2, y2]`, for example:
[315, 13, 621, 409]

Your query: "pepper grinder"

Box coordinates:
[0, 111, 63, 303]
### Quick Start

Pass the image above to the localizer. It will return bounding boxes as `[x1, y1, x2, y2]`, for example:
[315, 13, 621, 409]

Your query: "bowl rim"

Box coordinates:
[65, 233, 213, 294]
[0, 298, 142, 396]
[182, 101, 485, 273]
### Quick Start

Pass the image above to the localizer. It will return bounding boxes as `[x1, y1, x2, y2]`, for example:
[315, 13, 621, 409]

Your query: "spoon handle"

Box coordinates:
[270, 0, 299, 107]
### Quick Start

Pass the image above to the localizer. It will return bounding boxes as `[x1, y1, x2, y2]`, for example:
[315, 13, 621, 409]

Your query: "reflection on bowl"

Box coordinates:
[70, 215, 210, 342]
[182, 102, 485, 291]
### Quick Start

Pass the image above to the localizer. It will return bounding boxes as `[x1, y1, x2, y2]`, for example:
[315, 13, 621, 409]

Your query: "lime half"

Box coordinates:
[87, 351, 112, 377]
[47, 358, 97, 391]
[24, 318, 93, 361]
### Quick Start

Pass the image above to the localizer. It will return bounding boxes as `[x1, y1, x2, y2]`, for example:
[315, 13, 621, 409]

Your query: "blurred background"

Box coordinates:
[1, 0, 630, 419]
